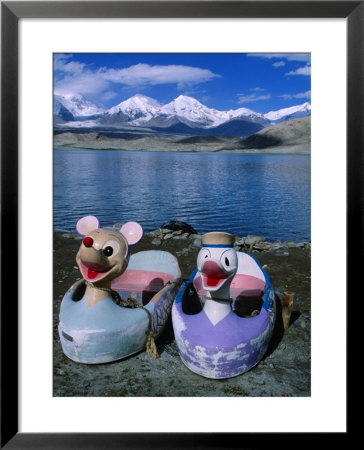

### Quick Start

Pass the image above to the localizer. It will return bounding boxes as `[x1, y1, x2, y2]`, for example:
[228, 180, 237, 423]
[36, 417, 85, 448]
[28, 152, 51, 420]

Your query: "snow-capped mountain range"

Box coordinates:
[264, 102, 311, 123]
[99, 94, 271, 128]
[55, 94, 104, 118]
[54, 93, 311, 135]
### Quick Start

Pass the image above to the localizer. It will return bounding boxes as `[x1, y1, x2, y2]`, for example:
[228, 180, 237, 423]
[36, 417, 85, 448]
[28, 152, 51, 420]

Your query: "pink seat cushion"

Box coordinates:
[112, 269, 174, 293]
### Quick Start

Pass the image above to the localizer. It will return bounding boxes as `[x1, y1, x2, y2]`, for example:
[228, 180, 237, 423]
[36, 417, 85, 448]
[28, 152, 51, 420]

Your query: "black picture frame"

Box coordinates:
[1, 1, 358, 448]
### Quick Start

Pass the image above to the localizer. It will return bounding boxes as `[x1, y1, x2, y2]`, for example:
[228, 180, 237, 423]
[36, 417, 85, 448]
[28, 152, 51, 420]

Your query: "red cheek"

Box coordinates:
[83, 237, 94, 247]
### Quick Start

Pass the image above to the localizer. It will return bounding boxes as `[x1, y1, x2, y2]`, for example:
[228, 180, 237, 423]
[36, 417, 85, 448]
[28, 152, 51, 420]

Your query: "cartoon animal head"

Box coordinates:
[75, 215, 143, 285]
[197, 232, 238, 293]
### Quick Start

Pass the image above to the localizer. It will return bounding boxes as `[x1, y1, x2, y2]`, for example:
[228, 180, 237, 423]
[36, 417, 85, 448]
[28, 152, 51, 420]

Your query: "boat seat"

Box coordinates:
[112, 270, 174, 293]
[112, 250, 180, 293]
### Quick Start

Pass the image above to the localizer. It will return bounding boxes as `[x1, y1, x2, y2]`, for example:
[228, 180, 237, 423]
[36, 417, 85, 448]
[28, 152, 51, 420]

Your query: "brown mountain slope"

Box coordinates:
[241, 116, 311, 149]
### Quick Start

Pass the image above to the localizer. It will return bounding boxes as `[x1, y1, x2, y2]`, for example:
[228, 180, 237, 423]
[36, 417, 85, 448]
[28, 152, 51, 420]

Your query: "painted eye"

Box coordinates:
[102, 239, 120, 258]
[199, 248, 211, 259]
[103, 246, 113, 257]
[221, 249, 238, 271]
[197, 247, 211, 271]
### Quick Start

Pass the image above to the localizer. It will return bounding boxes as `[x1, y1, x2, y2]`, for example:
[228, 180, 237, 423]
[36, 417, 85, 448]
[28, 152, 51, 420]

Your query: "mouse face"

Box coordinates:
[75, 216, 143, 286]
[76, 228, 130, 284]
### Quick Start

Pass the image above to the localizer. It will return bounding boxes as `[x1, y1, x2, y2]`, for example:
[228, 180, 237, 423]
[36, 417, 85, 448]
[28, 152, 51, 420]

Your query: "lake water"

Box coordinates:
[53, 150, 310, 242]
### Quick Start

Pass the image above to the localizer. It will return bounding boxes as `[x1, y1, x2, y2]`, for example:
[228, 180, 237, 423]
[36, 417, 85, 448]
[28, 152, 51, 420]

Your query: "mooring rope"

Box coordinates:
[84, 280, 159, 358]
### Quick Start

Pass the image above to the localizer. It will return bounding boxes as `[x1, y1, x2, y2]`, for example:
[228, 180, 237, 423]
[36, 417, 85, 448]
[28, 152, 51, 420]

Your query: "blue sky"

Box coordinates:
[54, 53, 311, 113]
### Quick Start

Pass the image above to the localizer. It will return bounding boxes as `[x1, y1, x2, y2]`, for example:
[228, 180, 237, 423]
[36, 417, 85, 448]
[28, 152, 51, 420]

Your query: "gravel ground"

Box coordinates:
[53, 230, 311, 397]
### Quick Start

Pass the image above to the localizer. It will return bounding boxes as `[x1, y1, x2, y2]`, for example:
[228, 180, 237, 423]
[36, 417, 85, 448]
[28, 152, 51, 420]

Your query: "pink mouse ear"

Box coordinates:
[120, 222, 143, 246]
[76, 216, 100, 236]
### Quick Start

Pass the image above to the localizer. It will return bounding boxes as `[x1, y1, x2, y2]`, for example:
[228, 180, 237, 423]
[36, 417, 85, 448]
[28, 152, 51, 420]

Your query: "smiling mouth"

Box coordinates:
[80, 261, 113, 281]
[200, 261, 229, 289]
[201, 273, 229, 289]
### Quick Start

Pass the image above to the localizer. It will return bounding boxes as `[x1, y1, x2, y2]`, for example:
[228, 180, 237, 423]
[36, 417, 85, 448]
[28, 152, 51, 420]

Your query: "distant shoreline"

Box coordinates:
[54, 145, 310, 154]
[53, 116, 310, 154]
[54, 146, 311, 155]
[53, 137, 310, 154]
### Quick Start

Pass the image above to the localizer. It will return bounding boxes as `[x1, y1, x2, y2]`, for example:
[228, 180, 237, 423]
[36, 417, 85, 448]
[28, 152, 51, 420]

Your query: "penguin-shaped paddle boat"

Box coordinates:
[172, 231, 275, 379]
[58, 215, 181, 364]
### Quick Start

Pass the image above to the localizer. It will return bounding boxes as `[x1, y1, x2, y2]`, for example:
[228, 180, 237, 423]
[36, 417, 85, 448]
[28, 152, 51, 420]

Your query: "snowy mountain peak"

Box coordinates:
[160, 95, 224, 126]
[175, 94, 202, 103]
[265, 102, 311, 122]
[126, 93, 162, 106]
[105, 94, 162, 123]
[54, 93, 104, 117]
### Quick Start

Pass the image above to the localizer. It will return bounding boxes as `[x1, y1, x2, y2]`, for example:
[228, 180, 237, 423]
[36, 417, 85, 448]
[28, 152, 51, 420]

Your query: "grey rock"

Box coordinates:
[192, 239, 202, 248]
[244, 235, 266, 245]
[54, 228, 73, 235]
[253, 242, 272, 251]
[164, 233, 173, 240]
[62, 233, 74, 239]
[189, 234, 202, 241]
[235, 237, 246, 246]
[294, 242, 306, 248]
[151, 238, 162, 246]
[269, 243, 285, 250]
[287, 242, 298, 248]
[147, 229, 160, 237]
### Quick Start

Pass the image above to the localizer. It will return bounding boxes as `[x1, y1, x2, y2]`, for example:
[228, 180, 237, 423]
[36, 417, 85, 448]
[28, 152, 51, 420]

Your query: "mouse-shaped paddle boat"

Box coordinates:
[172, 231, 275, 379]
[58, 215, 181, 364]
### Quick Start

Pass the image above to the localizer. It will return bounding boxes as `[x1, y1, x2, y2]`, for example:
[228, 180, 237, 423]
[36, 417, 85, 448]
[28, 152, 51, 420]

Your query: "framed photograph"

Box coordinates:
[2, 1, 358, 447]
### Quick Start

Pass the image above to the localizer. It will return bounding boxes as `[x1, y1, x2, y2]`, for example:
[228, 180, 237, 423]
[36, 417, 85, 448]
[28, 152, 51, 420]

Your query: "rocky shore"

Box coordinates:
[53, 225, 311, 397]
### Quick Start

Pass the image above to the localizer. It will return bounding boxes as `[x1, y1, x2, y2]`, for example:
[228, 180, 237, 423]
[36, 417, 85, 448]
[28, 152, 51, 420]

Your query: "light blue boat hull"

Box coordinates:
[58, 250, 181, 364]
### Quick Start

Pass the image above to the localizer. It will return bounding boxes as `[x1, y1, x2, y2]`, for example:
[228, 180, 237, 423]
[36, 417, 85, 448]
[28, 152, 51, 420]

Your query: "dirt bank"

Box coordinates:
[53, 230, 311, 397]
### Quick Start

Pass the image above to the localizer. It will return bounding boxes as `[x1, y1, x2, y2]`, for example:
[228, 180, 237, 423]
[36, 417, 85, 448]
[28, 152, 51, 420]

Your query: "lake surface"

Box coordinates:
[53, 150, 310, 242]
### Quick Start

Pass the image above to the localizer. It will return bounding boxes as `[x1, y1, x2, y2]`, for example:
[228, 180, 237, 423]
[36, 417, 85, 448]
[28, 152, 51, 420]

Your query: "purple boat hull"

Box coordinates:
[172, 253, 276, 379]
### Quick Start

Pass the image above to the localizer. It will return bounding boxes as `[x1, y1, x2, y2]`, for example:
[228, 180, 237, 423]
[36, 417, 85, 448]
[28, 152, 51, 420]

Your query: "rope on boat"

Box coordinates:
[85, 281, 159, 359]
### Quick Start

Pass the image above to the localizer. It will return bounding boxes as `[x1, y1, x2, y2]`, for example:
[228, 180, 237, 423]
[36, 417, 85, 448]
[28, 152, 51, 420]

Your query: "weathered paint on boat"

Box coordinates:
[172, 252, 275, 379]
[59, 250, 181, 364]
